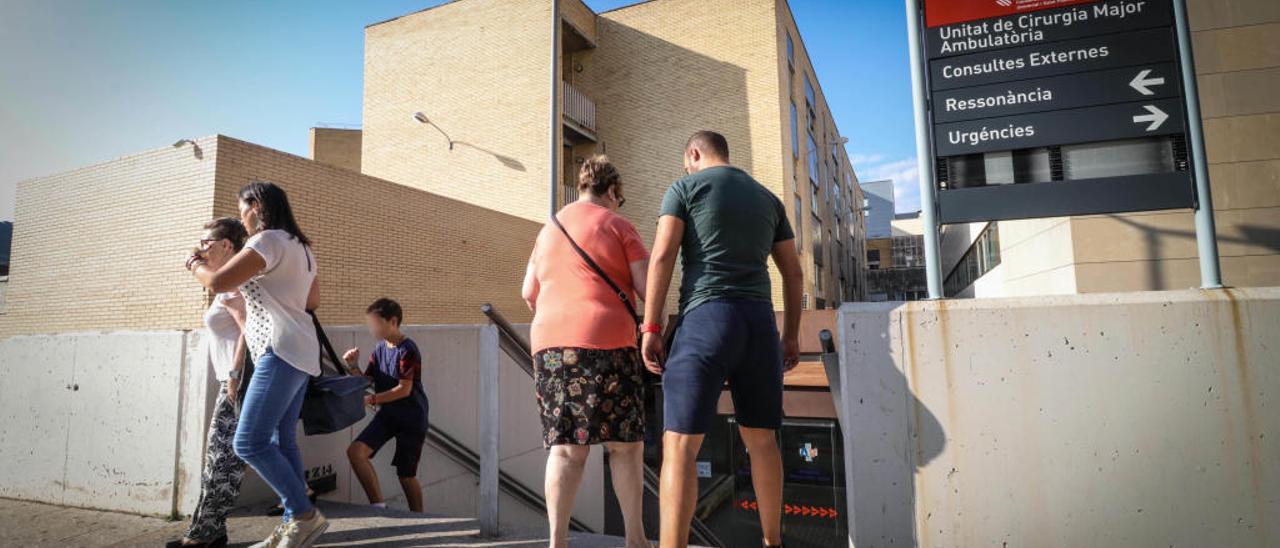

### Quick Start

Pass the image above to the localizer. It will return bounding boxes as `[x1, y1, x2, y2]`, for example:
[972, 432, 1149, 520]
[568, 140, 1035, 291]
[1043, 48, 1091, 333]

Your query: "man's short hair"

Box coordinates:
[366, 298, 403, 325]
[686, 130, 729, 160]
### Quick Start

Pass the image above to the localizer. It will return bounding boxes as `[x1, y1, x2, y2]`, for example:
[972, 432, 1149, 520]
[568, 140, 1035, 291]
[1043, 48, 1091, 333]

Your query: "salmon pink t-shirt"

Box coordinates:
[529, 201, 650, 353]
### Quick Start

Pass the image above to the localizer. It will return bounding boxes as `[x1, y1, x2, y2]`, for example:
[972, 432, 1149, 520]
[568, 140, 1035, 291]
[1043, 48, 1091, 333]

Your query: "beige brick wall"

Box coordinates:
[0, 135, 539, 339]
[360, 0, 869, 311]
[213, 135, 538, 326]
[0, 137, 220, 337]
[309, 127, 363, 172]
[1071, 0, 1280, 292]
[361, 0, 554, 224]
[775, 0, 868, 304]
[586, 0, 786, 310]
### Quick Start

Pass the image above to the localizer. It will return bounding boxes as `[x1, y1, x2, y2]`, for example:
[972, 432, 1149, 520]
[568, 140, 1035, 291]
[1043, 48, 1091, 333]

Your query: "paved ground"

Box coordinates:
[0, 497, 637, 547]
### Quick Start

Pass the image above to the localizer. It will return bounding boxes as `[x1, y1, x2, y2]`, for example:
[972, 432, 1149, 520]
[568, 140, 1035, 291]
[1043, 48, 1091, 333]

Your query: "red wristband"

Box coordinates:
[640, 323, 663, 334]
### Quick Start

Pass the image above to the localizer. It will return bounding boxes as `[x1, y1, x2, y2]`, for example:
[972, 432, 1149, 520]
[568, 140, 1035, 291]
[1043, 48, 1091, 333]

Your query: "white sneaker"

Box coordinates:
[247, 522, 289, 548]
[277, 509, 329, 548]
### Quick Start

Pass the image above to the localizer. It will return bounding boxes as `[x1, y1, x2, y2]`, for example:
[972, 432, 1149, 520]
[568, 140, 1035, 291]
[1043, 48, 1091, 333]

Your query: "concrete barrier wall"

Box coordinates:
[0, 330, 207, 515]
[0, 323, 605, 533]
[837, 288, 1279, 548]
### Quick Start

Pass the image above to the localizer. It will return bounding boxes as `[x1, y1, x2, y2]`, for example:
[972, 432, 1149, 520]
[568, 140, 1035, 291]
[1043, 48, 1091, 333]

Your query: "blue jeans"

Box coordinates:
[233, 348, 313, 521]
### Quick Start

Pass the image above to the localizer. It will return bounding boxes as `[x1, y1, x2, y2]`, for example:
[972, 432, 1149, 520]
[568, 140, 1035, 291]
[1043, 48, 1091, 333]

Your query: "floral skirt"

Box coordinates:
[533, 347, 646, 447]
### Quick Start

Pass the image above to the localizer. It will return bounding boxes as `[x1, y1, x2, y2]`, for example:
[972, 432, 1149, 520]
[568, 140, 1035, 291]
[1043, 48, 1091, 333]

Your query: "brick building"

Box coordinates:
[0, 135, 539, 337]
[0, 0, 867, 338]
[360, 0, 867, 309]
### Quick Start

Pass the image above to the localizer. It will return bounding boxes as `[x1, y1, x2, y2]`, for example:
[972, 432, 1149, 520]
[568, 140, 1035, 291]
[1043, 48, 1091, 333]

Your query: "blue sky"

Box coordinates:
[0, 0, 920, 221]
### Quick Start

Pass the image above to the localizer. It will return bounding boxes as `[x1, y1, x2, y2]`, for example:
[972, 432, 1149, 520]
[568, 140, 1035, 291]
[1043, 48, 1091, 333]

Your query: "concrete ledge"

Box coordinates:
[838, 287, 1279, 548]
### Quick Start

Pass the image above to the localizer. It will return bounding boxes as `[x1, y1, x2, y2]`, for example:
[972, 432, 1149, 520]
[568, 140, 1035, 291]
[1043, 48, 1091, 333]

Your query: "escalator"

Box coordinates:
[423, 421, 594, 533]
[481, 304, 727, 548]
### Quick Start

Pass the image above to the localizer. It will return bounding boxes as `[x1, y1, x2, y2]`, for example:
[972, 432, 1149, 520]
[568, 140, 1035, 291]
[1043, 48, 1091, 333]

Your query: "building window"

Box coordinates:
[786, 33, 795, 71]
[944, 223, 1002, 296]
[804, 75, 817, 130]
[810, 179, 821, 218]
[868, 249, 881, 270]
[834, 236, 842, 279]
[829, 169, 838, 207]
[812, 214, 823, 267]
[892, 235, 925, 268]
[807, 133, 820, 184]
[791, 103, 799, 159]
[794, 195, 804, 249]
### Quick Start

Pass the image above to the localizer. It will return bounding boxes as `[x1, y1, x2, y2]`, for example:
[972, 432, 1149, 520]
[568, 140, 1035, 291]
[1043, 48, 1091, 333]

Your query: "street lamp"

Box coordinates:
[172, 138, 202, 159]
[413, 112, 454, 150]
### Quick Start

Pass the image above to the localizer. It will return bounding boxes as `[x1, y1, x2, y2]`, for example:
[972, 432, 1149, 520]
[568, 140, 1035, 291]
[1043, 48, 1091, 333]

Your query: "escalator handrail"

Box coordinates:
[425, 424, 596, 533]
[481, 303, 726, 548]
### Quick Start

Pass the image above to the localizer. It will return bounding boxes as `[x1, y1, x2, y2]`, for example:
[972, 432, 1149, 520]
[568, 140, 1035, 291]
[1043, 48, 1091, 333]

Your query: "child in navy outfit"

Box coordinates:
[343, 298, 429, 512]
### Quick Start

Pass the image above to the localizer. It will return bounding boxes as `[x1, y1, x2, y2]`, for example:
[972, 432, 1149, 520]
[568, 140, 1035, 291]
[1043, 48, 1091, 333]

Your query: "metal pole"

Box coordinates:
[904, 0, 944, 299]
[549, 0, 562, 219]
[1172, 0, 1223, 289]
[477, 324, 500, 537]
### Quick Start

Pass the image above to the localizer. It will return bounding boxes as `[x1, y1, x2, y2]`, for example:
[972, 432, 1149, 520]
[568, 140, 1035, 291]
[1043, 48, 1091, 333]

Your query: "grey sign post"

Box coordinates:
[905, 0, 944, 299]
[1172, 0, 1223, 288]
[906, 0, 1222, 293]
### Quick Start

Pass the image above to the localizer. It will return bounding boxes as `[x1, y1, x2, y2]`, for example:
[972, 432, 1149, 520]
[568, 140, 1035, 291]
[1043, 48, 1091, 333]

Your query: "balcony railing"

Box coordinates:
[562, 81, 596, 133]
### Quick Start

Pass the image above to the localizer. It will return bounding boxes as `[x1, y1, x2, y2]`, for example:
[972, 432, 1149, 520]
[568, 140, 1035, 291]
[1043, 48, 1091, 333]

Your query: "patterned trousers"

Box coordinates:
[185, 382, 247, 541]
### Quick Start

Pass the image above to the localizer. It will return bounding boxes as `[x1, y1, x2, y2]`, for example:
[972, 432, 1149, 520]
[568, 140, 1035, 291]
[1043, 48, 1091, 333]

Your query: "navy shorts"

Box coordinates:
[355, 411, 427, 478]
[662, 299, 783, 434]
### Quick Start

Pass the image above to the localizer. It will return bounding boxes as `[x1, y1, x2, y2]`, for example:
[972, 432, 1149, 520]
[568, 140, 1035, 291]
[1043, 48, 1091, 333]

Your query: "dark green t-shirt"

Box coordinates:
[658, 165, 795, 314]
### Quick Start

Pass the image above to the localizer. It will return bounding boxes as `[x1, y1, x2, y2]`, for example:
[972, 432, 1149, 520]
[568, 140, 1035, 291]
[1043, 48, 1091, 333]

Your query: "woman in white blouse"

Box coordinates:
[188, 181, 326, 548]
[171, 217, 248, 548]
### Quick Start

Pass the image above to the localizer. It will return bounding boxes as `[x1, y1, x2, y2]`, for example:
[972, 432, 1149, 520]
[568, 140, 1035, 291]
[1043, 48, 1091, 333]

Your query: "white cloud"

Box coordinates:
[853, 156, 922, 214]
[848, 153, 884, 166]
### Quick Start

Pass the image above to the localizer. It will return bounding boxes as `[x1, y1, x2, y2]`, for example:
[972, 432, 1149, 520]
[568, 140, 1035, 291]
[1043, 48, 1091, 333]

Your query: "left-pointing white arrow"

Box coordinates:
[1133, 105, 1169, 131]
[1129, 69, 1166, 96]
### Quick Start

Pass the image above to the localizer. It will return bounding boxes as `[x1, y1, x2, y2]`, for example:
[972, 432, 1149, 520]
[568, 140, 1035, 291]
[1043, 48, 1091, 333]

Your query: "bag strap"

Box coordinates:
[550, 213, 639, 324]
[309, 310, 347, 377]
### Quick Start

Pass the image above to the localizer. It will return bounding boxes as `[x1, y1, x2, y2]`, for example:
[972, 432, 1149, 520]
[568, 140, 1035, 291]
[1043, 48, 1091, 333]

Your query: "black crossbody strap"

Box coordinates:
[309, 310, 347, 377]
[551, 213, 640, 324]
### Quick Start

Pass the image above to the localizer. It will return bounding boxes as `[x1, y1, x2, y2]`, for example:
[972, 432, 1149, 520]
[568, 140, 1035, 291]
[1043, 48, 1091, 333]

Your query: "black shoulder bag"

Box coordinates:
[300, 311, 371, 436]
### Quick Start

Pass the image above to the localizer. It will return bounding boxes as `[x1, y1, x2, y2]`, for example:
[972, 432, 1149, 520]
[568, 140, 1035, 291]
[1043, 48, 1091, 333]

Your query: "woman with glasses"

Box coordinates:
[520, 155, 651, 548]
[188, 181, 327, 548]
[171, 217, 249, 548]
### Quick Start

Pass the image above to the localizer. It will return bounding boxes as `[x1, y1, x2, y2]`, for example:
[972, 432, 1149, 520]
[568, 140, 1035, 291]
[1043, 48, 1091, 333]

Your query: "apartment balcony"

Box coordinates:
[562, 80, 597, 142]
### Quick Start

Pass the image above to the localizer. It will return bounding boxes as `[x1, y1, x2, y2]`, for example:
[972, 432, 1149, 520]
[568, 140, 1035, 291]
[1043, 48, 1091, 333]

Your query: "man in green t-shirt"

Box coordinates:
[640, 131, 803, 548]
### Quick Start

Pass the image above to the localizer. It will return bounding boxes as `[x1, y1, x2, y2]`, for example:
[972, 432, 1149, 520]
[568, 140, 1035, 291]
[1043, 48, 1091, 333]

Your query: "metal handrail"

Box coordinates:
[424, 425, 595, 533]
[481, 303, 726, 548]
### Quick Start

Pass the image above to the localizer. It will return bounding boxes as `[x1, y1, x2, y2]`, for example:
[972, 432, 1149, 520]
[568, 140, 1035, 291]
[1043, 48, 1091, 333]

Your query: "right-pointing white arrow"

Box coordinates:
[1133, 105, 1169, 131]
[1129, 69, 1166, 96]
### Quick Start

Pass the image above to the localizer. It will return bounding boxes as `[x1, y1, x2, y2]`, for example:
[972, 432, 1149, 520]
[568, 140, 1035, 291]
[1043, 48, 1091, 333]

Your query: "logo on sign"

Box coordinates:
[996, 0, 1013, 7]
[799, 443, 819, 463]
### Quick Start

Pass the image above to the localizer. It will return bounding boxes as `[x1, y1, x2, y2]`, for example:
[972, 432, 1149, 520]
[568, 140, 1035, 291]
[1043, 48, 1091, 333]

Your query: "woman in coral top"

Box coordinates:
[522, 155, 650, 548]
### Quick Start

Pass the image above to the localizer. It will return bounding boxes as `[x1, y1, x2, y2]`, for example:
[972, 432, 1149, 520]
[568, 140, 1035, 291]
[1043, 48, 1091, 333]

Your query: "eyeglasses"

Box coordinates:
[198, 238, 224, 249]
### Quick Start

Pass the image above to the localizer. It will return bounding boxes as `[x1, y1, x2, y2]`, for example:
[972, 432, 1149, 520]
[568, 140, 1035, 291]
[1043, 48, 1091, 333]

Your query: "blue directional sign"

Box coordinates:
[918, 0, 1196, 223]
